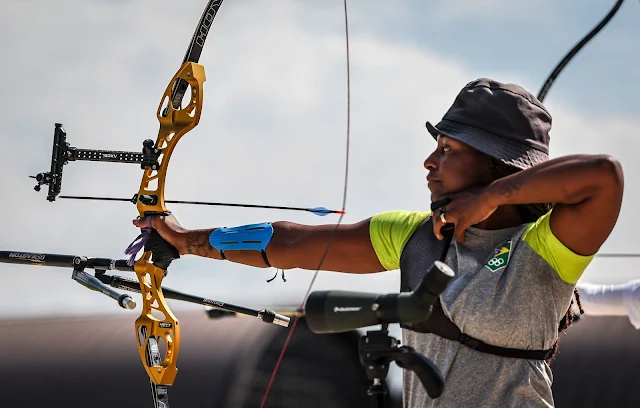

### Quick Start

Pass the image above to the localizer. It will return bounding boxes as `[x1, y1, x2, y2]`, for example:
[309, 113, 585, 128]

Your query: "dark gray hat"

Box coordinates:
[426, 78, 551, 170]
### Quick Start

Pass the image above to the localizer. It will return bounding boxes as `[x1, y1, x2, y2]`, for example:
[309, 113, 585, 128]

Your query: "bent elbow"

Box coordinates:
[595, 155, 624, 189]
[586, 155, 624, 207]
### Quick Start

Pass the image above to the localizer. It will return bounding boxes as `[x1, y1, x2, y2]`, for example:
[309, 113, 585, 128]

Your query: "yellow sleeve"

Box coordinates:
[522, 210, 595, 284]
[369, 210, 431, 271]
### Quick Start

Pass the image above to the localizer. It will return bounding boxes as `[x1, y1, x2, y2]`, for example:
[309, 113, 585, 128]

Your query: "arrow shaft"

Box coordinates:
[58, 195, 345, 215]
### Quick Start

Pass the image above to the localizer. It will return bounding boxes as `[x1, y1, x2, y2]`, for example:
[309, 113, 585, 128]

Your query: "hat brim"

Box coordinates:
[425, 120, 548, 170]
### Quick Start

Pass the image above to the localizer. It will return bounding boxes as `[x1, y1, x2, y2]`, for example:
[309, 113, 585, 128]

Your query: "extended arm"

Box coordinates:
[576, 280, 640, 329]
[139, 216, 386, 274]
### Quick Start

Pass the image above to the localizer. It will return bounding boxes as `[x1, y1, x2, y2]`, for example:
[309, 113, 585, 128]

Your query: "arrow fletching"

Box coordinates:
[309, 207, 346, 216]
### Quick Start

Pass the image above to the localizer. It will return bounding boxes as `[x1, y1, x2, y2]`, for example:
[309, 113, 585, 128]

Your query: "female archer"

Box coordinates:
[134, 78, 624, 407]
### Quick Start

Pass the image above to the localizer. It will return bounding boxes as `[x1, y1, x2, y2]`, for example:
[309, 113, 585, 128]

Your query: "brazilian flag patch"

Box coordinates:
[485, 240, 512, 272]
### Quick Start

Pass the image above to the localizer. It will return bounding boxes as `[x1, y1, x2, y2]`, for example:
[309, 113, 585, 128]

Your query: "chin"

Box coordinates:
[429, 188, 444, 199]
[430, 190, 452, 206]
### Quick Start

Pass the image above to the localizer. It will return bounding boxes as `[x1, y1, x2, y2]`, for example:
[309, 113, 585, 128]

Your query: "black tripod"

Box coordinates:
[358, 324, 444, 408]
[305, 252, 455, 407]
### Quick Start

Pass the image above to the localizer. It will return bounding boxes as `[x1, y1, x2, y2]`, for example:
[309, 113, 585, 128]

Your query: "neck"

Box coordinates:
[475, 205, 523, 230]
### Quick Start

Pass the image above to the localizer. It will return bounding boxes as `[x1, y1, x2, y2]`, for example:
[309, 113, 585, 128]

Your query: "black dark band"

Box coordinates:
[218, 249, 271, 268]
[261, 251, 272, 267]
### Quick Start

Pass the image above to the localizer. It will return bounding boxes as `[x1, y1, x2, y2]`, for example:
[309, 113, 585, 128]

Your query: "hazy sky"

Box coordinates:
[0, 0, 638, 320]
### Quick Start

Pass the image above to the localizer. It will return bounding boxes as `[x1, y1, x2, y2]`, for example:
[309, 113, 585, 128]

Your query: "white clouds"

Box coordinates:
[427, 0, 540, 22]
[0, 0, 638, 319]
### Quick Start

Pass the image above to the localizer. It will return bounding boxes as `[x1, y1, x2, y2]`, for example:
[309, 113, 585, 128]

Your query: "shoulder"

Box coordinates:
[521, 210, 595, 284]
[369, 210, 431, 271]
[370, 210, 431, 230]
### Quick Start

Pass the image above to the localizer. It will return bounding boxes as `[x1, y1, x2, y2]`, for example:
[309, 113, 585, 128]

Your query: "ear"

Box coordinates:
[477, 153, 497, 183]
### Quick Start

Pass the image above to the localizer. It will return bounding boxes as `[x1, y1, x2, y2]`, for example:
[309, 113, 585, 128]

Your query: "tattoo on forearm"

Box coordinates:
[185, 231, 212, 257]
[497, 179, 522, 199]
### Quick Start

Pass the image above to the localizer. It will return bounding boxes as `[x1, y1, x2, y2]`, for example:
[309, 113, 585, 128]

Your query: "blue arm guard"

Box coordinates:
[209, 223, 274, 266]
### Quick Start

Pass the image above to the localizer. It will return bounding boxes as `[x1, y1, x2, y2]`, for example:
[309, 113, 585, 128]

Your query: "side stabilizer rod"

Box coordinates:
[0, 250, 289, 327]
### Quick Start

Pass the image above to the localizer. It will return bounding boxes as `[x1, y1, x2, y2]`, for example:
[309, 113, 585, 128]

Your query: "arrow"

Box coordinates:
[58, 195, 346, 216]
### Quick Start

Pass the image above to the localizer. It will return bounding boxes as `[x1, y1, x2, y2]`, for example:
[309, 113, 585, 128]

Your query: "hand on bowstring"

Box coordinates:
[431, 187, 498, 244]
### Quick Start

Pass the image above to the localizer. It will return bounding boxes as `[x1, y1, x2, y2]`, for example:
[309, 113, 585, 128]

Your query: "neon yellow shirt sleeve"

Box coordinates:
[369, 210, 431, 271]
[522, 210, 595, 284]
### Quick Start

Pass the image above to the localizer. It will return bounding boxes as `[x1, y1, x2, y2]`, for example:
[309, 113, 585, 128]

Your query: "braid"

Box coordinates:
[545, 288, 585, 363]
[482, 154, 583, 363]
[574, 287, 586, 315]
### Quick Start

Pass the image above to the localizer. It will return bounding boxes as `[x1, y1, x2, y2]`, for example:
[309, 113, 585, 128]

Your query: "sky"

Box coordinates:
[0, 0, 639, 321]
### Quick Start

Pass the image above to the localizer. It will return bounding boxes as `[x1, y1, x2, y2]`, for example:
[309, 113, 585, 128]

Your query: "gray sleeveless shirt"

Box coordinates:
[399, 217, 575, 408]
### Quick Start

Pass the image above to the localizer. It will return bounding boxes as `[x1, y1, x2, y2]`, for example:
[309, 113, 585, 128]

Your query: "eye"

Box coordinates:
[441, 143, 451, 152]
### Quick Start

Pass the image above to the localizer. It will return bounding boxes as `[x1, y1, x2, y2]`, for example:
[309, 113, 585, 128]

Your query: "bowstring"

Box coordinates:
[259, 0, 352, 406]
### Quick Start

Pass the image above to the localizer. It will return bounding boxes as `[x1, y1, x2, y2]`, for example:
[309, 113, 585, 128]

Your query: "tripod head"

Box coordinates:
[359, 324, 444, 405]
[305, 258, 455, 405]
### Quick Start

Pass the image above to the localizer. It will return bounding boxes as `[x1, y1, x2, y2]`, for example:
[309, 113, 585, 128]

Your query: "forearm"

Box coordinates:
[173, 223, 293, 269]
[173, 220, 382, 273]
[485, 154, 623, 207]
[576, 282, 628, 316]
[577, 280, 640, 329]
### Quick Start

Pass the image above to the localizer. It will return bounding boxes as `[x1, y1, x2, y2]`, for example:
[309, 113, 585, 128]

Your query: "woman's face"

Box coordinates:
[424, 135, 493, 202]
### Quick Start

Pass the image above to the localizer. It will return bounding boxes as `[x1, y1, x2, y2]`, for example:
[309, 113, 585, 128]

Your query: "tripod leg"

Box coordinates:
[367, 379, 388, 408]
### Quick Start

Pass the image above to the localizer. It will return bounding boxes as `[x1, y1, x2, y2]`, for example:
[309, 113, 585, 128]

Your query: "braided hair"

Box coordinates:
[484, 154, 584, 363]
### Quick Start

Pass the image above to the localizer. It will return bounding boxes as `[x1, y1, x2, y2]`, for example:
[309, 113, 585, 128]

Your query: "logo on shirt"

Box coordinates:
[485, 240, 512, 272]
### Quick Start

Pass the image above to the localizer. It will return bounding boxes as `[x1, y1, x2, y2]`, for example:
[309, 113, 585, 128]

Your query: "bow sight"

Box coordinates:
[30, 123, 162, 204]
[29, 122, 345, 216]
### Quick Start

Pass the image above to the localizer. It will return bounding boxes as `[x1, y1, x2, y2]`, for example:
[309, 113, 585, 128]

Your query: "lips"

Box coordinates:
[427, 175, 441, 187]
[426, 173, 440, 183]
[427, 175, 443, 199]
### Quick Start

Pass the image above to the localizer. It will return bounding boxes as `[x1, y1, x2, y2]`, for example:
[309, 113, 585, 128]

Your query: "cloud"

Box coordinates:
[0, 0, 638, 319]
[428, 0, 539, 22]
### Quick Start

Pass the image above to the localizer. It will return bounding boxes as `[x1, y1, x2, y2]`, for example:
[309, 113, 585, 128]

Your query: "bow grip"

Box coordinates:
[145, 230, 180, 270]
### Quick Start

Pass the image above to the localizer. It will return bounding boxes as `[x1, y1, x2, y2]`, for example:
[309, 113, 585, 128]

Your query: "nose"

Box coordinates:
[424, 149, 438, 171]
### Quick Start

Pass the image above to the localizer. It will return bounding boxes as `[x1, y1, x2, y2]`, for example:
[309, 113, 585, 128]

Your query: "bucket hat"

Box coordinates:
[426, 78, 551, 170]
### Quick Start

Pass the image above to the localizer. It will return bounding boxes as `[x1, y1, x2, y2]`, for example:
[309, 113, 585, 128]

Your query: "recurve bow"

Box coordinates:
[20, 1, 345, 406]
[23, 1, 287, 407]
[119, 2, 222, 405]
